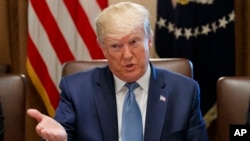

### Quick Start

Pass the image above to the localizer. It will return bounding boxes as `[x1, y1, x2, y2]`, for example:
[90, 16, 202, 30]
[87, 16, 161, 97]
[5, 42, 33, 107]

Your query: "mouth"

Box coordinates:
[125, 63, 135, 71]
[126, 64, 134, 67]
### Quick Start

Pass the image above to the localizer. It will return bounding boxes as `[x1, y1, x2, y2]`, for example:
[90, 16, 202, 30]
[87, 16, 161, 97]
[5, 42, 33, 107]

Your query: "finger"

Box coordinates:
[27, 109, 43, 122]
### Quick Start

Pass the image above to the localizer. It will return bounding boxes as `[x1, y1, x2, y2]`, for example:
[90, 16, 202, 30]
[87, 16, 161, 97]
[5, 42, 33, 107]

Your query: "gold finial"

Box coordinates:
[176, 0, 189, 5]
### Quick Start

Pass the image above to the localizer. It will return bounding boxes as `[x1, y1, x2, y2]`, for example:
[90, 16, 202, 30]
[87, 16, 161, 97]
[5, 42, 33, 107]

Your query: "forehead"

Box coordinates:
[105, 30, 144, 43]
[105, 27, 145, 41]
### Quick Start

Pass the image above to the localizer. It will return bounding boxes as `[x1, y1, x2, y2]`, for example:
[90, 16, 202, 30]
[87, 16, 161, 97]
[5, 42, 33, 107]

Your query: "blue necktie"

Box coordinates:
[121, 82, 143, 141]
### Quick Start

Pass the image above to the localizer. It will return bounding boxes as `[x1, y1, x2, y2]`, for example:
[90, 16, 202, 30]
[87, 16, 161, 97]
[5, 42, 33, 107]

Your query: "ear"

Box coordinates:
[148, 38, 153, 48]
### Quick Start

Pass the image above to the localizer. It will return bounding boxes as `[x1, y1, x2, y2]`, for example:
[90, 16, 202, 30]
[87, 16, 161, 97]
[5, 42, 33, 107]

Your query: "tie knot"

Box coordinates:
[125, 82, 139, 92]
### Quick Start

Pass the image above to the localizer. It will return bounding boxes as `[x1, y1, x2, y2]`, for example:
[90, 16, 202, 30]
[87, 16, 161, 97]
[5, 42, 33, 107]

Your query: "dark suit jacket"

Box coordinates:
[55, 63, 208, 141]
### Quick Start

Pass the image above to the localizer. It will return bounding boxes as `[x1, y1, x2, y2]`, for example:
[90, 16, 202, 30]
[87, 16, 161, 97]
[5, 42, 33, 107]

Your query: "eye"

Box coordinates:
[129, 39, 138, 47]
[131, 40, 136, 44]
[110, 44, 122, 52]
[111, 44, 118, 48]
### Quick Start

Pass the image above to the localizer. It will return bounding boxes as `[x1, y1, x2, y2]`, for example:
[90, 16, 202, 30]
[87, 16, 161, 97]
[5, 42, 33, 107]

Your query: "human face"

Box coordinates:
[101, 29, 152, 82]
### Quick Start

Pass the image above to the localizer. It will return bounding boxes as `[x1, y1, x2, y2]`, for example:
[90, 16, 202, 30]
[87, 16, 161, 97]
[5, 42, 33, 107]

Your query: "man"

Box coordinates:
[27, 2, 208, 141]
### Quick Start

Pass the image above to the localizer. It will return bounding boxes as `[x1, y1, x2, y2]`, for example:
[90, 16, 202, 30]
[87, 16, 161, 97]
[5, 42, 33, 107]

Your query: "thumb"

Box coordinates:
[27, 109, 44, 122]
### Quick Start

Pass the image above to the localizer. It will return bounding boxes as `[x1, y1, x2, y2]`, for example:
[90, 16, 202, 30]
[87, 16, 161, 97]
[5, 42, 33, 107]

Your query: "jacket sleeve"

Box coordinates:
[186, 82, 208, 141]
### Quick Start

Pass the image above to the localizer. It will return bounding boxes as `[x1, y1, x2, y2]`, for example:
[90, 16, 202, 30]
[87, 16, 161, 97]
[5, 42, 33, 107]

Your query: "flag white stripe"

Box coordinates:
[46, 0, 92, 60]
[79, 0, 102, 33]
[28, 3, 62, 90]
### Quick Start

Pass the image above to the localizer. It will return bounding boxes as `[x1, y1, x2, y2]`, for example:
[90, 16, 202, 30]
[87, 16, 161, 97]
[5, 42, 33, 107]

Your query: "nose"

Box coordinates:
[123, 45, 133, 59]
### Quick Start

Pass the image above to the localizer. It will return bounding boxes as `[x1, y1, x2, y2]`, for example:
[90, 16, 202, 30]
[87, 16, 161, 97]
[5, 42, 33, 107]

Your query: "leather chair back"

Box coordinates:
[217, 76, 250, 141]
[0, 64, 10, 74]
[0, 74, 26, 141]
[62, 58, 193, 78]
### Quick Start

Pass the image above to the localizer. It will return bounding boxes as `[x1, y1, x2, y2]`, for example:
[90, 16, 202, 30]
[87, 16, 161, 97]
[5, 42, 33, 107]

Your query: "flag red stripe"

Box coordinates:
[96, 0, 108, 10]
[30, 0, 75, 63]
[27, 34, 60, 108]
[63, 0, 105, 59]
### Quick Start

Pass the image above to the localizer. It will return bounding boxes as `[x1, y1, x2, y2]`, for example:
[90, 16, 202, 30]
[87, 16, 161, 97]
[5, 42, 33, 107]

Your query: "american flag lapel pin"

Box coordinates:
[160, 95, 166, 102]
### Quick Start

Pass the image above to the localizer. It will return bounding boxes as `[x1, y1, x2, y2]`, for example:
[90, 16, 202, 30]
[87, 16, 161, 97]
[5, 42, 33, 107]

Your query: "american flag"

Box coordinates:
[27, 0, 107, 116]
[160, 95, 166, 102]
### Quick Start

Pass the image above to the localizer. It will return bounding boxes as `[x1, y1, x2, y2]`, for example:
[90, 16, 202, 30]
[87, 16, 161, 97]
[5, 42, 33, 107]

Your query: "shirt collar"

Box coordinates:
[114, 64, 151, 93]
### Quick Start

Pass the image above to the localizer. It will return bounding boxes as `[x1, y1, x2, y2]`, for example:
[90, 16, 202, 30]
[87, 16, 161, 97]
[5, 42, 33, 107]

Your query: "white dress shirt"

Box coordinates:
[114, 65, 151, 141]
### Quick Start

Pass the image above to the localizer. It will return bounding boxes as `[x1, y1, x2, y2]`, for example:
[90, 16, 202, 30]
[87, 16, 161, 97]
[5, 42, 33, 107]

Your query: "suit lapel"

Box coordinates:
[92, 65, 170, 140]
[144, 66, 169, 141]
[93, 66, 118, 141]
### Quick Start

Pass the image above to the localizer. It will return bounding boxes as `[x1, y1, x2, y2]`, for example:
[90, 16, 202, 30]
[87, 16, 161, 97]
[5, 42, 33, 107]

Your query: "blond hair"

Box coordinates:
[95, 2, 153, 44]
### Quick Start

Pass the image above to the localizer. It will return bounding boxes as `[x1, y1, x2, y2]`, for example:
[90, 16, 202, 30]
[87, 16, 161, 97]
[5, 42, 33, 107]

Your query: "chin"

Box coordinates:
[123, 74, 141, 82]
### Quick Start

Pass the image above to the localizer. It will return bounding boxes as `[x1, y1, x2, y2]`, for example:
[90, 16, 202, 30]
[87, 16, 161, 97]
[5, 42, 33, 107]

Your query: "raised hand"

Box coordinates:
[27, 109, 67, 141]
